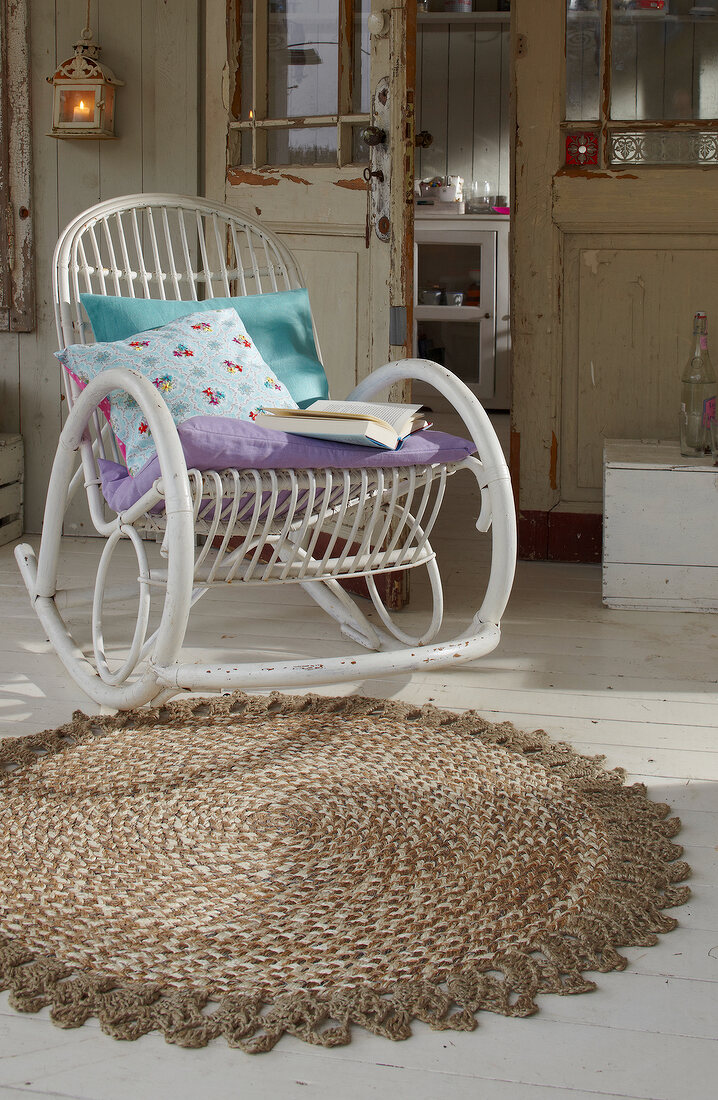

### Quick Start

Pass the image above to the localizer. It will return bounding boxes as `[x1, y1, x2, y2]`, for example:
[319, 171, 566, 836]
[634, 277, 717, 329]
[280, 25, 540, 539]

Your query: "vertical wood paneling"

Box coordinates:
[636, 24, 664, 119]
[142, 0, 199, 195]
[99, 0, 143, 198]
[565, 11, 600, 121]
[472, 29, 502, 195]
[16, 0, 61, 532]
[611, 24, 637, 119]
[694, 25, 718, 118]
[566, 239, 718, 495]
[56, 1, 101, 233]
[298, 247, 359, 398]
[418, 26, 449, 180]
[611, 18, 718, 121]
[498, 25, 510, 201]
[203, 0, 229, 200]
[0, 0, 35, 333]
[663, 23, 692, 118]
[446, 25, 474, 187]
[0, 6, 10, 330]
[0, 0, 201, 532]
[416, 22, 509, 200]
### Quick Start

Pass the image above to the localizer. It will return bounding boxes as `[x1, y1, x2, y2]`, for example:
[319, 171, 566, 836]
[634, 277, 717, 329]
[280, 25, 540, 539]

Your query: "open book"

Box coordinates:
[255, 400, 432, 450]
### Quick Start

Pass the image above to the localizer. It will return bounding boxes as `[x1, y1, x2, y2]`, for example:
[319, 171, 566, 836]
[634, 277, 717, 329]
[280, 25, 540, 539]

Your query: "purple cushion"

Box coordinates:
[98, 415, 477, 513]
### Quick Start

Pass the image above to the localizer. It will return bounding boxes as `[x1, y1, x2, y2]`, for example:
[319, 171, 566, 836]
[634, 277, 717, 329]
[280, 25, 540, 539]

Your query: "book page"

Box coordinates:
[309, 400, 423, 432]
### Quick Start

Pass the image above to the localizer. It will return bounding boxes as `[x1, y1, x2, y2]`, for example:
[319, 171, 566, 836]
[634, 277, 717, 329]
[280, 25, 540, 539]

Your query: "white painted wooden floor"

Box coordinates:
[0, 441, 716, 1100]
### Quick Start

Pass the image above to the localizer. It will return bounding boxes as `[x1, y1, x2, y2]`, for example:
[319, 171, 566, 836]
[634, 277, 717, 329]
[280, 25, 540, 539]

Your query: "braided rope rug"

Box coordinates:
[0, 692, 689, 1054]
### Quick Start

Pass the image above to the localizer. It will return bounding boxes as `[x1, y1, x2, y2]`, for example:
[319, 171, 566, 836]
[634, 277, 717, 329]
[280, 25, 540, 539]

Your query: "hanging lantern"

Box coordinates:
[47, 3, 123, 140]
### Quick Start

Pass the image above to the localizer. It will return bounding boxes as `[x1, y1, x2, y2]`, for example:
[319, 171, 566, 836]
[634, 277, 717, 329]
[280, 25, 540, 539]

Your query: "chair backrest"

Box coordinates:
[53, 193, 315, 485]
[53, 193, 306, 351]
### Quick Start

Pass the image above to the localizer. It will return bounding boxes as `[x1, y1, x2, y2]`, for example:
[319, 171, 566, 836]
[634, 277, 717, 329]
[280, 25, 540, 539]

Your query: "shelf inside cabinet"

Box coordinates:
[417, 12, 510, 24]
[415, 305, 486, 322]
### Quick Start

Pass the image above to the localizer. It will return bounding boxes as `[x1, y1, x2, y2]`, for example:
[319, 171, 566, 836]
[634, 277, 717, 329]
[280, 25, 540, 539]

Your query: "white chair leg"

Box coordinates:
[16, 369, 196, 710]
[300, 577, 383, 650]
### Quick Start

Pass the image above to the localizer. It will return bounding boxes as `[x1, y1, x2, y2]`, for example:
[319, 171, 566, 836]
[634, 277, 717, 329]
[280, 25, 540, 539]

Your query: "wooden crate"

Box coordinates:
[0, 434, 23, 547]
[603, 439, 718, 613]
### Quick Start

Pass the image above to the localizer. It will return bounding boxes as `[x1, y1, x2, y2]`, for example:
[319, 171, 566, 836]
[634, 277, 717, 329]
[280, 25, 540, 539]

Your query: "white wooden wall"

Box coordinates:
[0, 0, 200, 533]
[415, 21, 510, 201]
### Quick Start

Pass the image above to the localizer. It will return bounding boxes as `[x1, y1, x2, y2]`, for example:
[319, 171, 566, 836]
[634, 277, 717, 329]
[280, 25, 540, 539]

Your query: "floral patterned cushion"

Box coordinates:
[56, 309, 297, 475]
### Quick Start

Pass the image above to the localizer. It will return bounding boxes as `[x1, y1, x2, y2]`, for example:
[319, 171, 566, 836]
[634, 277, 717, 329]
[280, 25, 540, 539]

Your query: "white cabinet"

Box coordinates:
[603, 440, 718, 612]
[413, 215, 510, 408]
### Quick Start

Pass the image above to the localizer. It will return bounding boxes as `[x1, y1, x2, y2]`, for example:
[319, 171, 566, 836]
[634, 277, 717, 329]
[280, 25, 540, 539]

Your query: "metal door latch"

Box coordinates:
[366, 77, 391, 243]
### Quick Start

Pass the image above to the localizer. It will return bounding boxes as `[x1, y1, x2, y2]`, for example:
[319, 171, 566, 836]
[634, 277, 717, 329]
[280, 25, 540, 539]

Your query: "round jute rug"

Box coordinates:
[0, 693, 689, 1053]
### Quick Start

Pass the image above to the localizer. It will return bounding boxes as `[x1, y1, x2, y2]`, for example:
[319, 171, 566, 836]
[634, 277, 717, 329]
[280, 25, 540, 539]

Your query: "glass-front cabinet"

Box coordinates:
[414, 217, 510, 408]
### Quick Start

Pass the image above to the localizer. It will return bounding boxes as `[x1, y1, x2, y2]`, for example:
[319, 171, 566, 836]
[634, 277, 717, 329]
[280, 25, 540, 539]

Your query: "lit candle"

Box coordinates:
[73, 98, 91, 123]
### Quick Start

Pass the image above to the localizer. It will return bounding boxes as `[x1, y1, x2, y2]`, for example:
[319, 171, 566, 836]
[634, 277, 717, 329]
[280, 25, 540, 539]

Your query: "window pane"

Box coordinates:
[416, 321, 483, 387]
[240, 131, 252, 165]
[353, 0, 371, 114]
[611, 0, 718, 120]
[268, 1, 338, 120]
[565, 0, 601, 122]
[267, 126, 337, 165]
[352, 123, 369, 163]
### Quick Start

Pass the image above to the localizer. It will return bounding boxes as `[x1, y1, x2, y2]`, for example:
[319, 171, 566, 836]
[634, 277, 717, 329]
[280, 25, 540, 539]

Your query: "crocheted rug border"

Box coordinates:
[0, 692, 691, 1054]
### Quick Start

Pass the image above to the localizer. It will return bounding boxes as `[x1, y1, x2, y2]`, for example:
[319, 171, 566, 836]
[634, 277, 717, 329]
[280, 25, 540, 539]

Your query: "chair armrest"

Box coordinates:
[348, 358, 509, 486]
[349, 357, 516, 627]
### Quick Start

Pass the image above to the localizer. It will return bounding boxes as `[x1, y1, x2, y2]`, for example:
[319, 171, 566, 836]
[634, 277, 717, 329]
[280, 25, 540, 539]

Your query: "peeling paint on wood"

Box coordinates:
[280, 173, 311, 186]
[334, 178, 367, 191]
[226, 168, 280, 186]
[388, 1, 416, 360]
[0, 0, 34, 332]
[556, 168, 636, 181]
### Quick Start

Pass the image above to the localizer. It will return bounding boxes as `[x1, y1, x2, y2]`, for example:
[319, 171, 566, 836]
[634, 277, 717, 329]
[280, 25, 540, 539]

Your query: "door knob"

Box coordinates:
[415, 130, 433, 149]
[361, 126, 387, 147]
[367, 10, 390, 37]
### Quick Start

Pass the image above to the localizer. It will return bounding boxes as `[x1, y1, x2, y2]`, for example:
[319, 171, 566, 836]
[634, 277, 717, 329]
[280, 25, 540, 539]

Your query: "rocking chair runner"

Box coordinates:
[15, 193, 516, 710]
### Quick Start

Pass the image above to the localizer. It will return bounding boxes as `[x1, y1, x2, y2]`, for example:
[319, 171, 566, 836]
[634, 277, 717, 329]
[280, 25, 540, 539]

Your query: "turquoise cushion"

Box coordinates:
[57, 308, 297, 475]
[80, 288, 328, 409]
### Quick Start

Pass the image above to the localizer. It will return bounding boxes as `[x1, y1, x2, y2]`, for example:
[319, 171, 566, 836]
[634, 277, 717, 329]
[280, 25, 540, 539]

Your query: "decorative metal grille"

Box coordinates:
[565, 131, 599, 166]
[609, 130, 718, 166]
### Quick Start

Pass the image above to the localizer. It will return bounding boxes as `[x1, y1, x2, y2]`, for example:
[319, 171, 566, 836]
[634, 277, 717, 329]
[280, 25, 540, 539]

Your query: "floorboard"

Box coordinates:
[0, 424, 716, 1099]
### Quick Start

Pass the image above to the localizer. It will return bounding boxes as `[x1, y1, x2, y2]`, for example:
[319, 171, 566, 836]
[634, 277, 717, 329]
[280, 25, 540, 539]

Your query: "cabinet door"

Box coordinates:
[413, 225, 497, 401]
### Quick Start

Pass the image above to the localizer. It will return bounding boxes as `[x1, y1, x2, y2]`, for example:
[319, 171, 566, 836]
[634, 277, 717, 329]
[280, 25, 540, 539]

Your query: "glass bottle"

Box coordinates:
[679, 311, 717, 457]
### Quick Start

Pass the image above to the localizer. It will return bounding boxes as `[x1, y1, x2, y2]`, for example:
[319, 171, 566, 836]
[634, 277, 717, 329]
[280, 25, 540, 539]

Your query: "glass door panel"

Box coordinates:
[611, 0, 718, 121]
[232, 1, 371, 168]
[268, 2, 338, 119]
[414, 228, 497, 400]
[565, 0, 601, 122]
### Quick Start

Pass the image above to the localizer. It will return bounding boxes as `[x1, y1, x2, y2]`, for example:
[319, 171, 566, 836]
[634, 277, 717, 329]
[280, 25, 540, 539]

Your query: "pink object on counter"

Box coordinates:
[491, 206, 510, 215]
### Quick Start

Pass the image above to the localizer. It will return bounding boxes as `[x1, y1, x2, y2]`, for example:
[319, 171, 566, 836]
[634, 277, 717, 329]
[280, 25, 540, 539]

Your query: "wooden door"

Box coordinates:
[213, 1, 416, 403]
[512, 0, 718, 562]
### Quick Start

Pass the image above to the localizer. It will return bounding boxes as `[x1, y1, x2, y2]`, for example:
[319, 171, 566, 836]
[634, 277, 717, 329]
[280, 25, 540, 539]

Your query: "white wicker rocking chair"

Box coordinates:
[15, 193, 516, 710]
